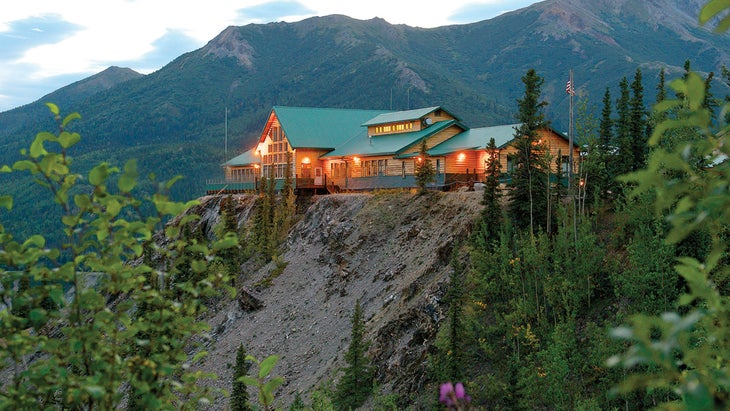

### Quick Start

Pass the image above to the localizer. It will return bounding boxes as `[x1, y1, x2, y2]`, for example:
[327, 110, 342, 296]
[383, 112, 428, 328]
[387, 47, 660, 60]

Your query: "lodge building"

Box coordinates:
[205, 105, 579, 194]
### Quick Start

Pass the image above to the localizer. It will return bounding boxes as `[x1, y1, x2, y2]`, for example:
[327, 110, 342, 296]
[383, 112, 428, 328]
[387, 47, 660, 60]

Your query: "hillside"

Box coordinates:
[0, 0, 728, 242]
[188, 191, 483, 408]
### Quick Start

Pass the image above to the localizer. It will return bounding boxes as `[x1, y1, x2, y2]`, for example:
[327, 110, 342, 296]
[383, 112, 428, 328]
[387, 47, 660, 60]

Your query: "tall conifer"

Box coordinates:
[629, 68, 647, 171]
[508, 68, 549, 234]
[615, 77, 632, 175]
[476, 138, 502, 250]
[231, 343, 252, 411]
[334, 300, 373, 410]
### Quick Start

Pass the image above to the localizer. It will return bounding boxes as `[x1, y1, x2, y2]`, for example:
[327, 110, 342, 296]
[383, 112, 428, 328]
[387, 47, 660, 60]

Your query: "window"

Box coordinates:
[402, 161, 406, 178]
[436, 159, 440, 175]
[561, 156, 571, 175]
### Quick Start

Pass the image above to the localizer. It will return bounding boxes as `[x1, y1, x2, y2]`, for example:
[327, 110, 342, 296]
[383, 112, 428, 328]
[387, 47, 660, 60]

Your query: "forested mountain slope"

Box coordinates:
[0, 0, 728, 241]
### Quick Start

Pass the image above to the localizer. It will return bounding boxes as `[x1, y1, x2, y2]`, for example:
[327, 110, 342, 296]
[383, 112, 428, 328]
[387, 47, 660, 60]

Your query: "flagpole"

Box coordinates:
[568, 70, 578, 249]
[568, 70, 574, 192]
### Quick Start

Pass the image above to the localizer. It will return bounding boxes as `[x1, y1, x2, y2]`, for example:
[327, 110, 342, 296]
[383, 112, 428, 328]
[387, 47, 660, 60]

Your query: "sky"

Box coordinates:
[0, 0, 539, 112]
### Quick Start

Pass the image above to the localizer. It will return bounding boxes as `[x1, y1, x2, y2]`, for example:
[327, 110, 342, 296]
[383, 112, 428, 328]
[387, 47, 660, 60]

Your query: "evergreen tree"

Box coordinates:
[703, 71, 717, 120]
[656, 67, 667, 103]
[722, 65, 730, 124]
[218, 195, 241, 283]
[599, 87, 613, 151]
[615, 76, 632, 175]
[334, 300, 373, 410]
[445, 251, 466, 382]
[415, 139, 435, 193]
[289, 391, 306, 411]
[629, 68, 647, 171]
[508, 68, 549, 234]
[231, 344, 252, 411]
[475, 137, 502, 250]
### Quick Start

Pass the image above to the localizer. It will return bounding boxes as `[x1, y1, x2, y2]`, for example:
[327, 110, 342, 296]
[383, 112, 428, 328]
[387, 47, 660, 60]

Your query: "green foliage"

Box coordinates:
[610, 51, 730, 407]
[238, 354, 284, 411]
[334, 300, 374, 410]
[473, 137, 502, 250]
[508, 68, 549, 233]
[231, 344, 252, 411]
[0, 105, 237, 409]
[629, 68, 648, 171]
[415, 139, 435, 193]
[288, 391, 306, 411]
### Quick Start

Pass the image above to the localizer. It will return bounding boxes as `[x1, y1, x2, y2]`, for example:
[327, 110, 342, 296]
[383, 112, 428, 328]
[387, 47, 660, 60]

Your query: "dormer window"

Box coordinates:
[373, 122, 414, 134]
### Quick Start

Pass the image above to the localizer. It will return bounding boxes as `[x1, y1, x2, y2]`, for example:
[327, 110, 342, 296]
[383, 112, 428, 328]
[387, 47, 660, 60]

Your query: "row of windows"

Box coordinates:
[262, 164, 291, 179]
[361, 159, 388, 177]
[373, 122, 414, 134]
[331, 162, 346, 178]
[268, 141, 290, 154]
[263, 152, 291, 165]
[229, 168, 258, 181]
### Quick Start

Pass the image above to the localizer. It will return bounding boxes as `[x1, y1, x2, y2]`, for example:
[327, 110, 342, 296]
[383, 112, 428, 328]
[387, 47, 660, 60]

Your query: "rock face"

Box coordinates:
[195, 191, 484, 409]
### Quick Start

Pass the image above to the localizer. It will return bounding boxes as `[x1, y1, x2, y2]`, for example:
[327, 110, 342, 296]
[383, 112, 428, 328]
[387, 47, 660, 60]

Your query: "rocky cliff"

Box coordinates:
[190, 191, 484, 408]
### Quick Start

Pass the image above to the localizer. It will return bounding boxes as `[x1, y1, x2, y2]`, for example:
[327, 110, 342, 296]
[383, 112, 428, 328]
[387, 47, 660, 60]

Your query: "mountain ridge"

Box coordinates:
[0, 0, 728, 242]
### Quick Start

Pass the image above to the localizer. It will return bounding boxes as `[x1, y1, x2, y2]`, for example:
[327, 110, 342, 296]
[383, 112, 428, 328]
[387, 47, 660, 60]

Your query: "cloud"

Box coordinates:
[450, 0, 538, 23]
[0, 14, 82, 60]
[237, 1, 315, 22]
[129, 29, 202, 72]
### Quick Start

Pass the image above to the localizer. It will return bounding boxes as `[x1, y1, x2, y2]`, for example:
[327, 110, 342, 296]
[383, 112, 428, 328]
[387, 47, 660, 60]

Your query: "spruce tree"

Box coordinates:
[629, 68, 647, 171]
[334, 300, 373, 410]
[415, 139, 435, 193]
[475, 137, 502, 250]
[218, 195, 241, 283]
[289, 391, 306, 411]
[722, 65, 730, 124]
[508, 68, 549, 234]
[615, 76, 632, 175]
[656, 67, 667, 103]
[446, 251, 466, 382]
[231, 343, 252, 411]
[600, 87, 613, 151]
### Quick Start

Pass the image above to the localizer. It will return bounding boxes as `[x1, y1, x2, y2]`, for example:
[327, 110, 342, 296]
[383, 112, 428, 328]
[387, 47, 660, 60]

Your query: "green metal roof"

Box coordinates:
[322, 120, 459, 158]
[223, 148, 259, 167]
[428, 123, 521, 156]
[273, 106, 390, 149]
[361, 106, 444, 126]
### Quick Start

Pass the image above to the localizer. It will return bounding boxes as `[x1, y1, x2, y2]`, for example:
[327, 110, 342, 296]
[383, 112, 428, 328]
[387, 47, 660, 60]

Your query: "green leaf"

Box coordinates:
[699, 0, 730, 28]
[84, 385, 105, 400]
[0, 195, 12, 210]
[49, 288, 65, 306]
[237, 376, 258, 386]
[30, 132, 54, 158]
[258, 355, 279, 379]
[0, 164, 10, 173]
[262, 376, 284, 393]
[89, 163, 109, 186]
[23, 235, 45, 248]
[118, 159, 139, 193]
[59, 131, 81, 149]
[74, 193, 91, 209]
[213, 234, 238, 251]
[192, 351, 208, 363]
[191, 260, 208, 274]
[45, 102, 59, 116]
[61, 112, 81, 129]
[165, 175, 183, 190]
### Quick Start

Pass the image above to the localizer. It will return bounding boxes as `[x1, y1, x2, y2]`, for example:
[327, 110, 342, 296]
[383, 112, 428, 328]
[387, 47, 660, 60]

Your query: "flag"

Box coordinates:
[565, 79, 575, 96]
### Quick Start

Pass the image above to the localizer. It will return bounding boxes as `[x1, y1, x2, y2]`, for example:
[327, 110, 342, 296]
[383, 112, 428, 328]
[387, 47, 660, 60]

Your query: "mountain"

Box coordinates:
[0, 0, 728, 240]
